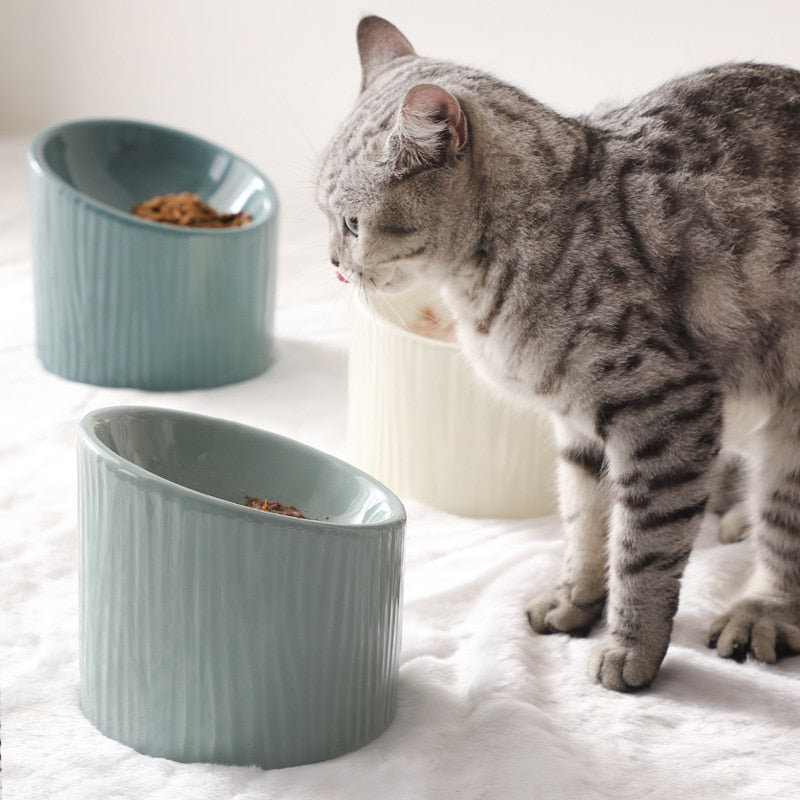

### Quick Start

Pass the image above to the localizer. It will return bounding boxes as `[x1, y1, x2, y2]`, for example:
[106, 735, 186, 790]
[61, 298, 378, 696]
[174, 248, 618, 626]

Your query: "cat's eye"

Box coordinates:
[344, 216, 359, 237]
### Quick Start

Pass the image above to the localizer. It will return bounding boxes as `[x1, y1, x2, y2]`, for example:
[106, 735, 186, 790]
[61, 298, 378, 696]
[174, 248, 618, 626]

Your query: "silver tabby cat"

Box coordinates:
[316, 16, 800, 691]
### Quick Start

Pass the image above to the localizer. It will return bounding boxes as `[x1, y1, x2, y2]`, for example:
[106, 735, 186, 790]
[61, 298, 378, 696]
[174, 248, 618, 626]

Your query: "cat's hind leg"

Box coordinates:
[708, 399, 800, 663]
[708, 448, 751, 543]
[718, 502, 751, 544]
[708, 400, 762, 543]
[526, 418, 609, 637]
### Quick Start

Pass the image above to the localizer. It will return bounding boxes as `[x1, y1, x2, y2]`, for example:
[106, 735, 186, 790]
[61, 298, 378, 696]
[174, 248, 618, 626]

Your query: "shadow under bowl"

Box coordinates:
[29, 118, 279, 390]
[78, 405, 405, 769]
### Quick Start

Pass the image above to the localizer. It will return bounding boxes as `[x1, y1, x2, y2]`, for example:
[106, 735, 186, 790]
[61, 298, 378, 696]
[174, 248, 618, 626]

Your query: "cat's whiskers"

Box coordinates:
[345, 279, 407, 338]
[378, 292, 413, 335]
[354, 282, 383, 339]
[309, 258, 360, 346]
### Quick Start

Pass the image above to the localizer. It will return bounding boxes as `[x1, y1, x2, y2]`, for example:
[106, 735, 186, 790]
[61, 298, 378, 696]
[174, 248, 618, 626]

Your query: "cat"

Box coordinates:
[316, 15, 800, 691]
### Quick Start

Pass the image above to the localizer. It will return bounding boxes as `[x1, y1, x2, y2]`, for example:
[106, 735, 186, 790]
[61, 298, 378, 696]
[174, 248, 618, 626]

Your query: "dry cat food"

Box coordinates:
[244, 496, 307, 519]
[131, 192, 252, 228]
[411, 303, 457, 342]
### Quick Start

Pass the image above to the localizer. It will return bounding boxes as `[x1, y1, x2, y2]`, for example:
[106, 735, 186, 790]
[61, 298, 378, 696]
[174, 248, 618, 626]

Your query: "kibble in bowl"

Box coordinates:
[29, 118, 278, 390]
[132, 192, 252, 228]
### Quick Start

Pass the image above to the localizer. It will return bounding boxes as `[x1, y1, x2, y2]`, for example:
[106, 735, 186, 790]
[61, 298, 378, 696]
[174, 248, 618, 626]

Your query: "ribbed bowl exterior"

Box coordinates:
[29, 127, 277, 390]
[348, 289, 557, 518]
[77, 418, 404, 769]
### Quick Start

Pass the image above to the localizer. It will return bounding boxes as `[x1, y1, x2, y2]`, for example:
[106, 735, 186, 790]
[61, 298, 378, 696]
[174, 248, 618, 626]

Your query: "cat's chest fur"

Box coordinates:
[441, 285, 577, 412]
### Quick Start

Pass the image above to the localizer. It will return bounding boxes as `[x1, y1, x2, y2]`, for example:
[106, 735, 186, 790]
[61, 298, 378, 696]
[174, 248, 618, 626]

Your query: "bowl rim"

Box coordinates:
[352, 285, 459, 352]
[78, 405, 406, 534]
[28, 117, 278, 236]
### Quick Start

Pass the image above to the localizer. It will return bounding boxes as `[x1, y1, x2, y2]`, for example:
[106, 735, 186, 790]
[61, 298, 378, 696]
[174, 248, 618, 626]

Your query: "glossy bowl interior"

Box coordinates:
[29, 119, 278, 390]
[33, 118, 274, 224]
[348, 283, 557, 517]
[87, 404, 401, 524]
[78, 406, 405, 769]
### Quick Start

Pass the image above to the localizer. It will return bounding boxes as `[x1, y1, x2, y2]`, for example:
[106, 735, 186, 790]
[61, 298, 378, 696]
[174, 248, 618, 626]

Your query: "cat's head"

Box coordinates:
[316, 16, 475, 293]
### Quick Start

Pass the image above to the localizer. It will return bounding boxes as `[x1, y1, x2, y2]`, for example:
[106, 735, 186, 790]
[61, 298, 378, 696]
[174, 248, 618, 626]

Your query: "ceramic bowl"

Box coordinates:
[348, 284, 557, 517]
[77, 406, 405, 769]
[29, 119, 278, 390]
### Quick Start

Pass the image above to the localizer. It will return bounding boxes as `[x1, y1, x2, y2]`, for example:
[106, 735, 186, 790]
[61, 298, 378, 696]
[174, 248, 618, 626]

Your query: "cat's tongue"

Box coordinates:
[335, 270, 349, 283]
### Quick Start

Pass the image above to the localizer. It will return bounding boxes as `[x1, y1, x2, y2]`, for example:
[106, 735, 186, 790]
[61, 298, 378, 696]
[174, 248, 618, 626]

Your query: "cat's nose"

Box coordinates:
[330, 256, 349, 283]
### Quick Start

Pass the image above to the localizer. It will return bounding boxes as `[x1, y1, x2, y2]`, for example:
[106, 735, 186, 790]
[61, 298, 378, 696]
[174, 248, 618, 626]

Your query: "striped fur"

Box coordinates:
[317, 16, 800, 690]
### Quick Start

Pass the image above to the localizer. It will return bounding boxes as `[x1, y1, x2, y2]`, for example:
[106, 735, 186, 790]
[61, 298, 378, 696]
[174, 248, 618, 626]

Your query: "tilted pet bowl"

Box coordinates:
[348, 283, 557, 517]
[77, 406, 405, 769]
[29, 118, 278, 390]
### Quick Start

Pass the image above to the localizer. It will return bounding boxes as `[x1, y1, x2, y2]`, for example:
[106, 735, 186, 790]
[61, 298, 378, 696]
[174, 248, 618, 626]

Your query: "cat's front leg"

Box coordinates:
[527, 418, 609, 637]
[590, 381, 722, 691]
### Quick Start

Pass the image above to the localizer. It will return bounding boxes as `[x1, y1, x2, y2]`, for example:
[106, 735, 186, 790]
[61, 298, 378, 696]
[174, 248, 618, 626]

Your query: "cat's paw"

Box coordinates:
[707, 596, 800, 663]
[589, 637, 664, 692]
[526, 584, 605, 637]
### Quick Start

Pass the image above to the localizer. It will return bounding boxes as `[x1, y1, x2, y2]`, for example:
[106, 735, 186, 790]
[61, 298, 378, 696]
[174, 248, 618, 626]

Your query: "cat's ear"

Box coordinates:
[357, 16, 415, 89]
[386, 84, 469, 171]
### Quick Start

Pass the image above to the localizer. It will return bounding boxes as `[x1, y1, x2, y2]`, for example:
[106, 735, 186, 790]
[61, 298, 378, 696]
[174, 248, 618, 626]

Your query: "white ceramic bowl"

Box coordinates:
[347, 284, 557, 517]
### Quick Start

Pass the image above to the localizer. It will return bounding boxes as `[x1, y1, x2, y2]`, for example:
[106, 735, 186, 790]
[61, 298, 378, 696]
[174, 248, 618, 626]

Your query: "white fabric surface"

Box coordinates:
[2, 133, 799, 800]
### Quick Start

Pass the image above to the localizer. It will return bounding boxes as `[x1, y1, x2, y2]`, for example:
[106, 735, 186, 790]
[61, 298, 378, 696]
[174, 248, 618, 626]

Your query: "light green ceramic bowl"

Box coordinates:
[29, 119, 278, 390]
[77, 406, 405, 769]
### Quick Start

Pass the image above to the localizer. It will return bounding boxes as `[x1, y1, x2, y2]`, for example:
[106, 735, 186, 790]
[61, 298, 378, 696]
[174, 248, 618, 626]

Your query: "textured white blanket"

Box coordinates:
[2, 133, 799, 800]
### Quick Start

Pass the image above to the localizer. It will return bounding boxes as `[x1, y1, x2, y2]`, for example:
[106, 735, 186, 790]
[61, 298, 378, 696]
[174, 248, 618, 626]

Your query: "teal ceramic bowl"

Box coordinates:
[29, 119, 278, 390]
[77, 406, 405, 769]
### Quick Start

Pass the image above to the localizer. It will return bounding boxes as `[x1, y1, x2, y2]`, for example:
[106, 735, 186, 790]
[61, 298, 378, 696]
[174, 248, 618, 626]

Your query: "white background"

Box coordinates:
[3, 0, 799, 246]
